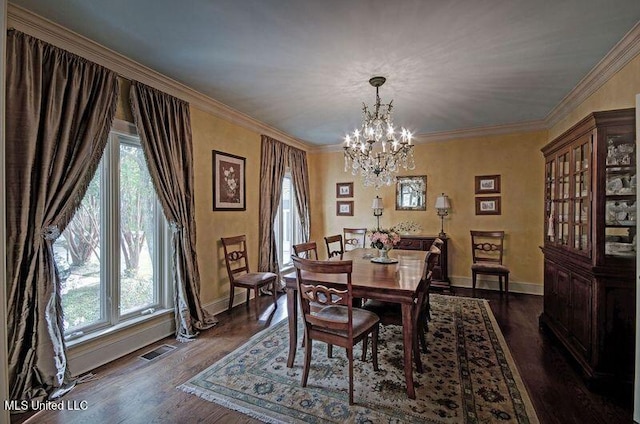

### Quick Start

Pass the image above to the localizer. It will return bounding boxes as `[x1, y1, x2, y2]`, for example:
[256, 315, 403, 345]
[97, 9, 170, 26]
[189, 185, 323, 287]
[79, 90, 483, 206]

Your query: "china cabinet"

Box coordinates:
[397, 235, 450, 291]
[540, 108, 635, 390]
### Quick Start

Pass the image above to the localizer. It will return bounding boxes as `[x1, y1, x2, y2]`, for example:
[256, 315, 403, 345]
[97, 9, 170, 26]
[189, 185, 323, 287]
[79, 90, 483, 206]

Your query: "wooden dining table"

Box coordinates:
[282, 248, 427, 399]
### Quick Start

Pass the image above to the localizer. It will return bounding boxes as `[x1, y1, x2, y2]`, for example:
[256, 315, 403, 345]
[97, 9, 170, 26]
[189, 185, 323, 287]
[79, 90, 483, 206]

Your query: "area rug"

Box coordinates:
[179, 294, 539, 423]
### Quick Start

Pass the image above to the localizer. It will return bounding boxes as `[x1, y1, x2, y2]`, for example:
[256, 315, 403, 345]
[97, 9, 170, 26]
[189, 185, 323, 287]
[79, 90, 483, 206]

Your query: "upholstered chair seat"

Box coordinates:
[471, 262, 509, 273]
[313, 306, 380, 337]
[234, 272, 279, 286]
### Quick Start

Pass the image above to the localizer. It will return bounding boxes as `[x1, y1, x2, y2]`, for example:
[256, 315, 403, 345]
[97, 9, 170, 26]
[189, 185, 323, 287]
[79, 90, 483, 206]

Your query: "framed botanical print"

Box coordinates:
[475, 196, 501, 215]
[213, 150, 246, 211]
[475, 175, 501, 194]
[336, 200, 354, 216]
[336, 182, 354, 198]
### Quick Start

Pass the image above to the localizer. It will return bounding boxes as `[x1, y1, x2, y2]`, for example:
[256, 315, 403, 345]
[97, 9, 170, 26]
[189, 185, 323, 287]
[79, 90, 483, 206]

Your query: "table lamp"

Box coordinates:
[435, 193, 451, 238]
[372, 196, 383, 230]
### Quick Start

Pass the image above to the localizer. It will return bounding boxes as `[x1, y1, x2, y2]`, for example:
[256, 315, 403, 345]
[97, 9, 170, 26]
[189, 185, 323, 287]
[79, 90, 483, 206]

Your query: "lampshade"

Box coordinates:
[372, 196, 384, 210]
[435, 193, 450, 210]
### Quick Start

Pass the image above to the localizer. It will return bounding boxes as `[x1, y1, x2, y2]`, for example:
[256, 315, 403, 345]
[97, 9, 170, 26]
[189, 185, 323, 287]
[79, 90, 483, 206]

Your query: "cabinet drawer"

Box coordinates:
[397, 239, 423, 250]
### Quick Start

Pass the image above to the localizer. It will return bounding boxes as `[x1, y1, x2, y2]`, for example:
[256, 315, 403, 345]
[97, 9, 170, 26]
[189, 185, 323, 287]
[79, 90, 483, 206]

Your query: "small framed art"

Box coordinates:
[475, 196, 501, 215]
[475, 175, 501, 194]
[213, 150, 246, 211]
[337, 200, 354, 216]
[336, 182, 354, 198]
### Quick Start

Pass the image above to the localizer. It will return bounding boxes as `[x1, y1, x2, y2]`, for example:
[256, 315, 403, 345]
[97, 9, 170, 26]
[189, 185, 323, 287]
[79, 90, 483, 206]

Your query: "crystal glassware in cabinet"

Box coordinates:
[604, 134, 636, 258]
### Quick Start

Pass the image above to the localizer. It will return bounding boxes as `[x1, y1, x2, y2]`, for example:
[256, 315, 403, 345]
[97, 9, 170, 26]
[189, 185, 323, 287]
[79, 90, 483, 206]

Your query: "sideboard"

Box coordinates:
[397, 234, 450, 291]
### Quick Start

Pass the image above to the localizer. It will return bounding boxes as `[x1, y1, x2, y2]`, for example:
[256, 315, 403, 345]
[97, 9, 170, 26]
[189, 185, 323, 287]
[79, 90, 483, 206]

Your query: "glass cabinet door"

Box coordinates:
[545, 160, 556, 243]
[572, 141, 590, 254]
[557, 151, 570, 247]
[604, 133, 636, 257]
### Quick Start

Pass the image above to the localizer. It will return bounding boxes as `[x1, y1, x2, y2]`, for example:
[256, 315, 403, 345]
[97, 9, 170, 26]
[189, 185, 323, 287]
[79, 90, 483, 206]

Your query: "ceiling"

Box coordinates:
[10, 0, 640, 146]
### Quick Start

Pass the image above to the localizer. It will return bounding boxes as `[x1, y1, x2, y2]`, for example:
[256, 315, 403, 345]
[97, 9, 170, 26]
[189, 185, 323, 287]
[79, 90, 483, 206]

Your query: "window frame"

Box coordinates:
[62, 120, 172, 342]
[274, 172, 301, 269]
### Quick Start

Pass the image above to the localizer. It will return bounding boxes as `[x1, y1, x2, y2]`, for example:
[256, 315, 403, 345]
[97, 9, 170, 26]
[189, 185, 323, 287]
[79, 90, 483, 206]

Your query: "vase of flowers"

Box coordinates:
[369, 228, 401, 261]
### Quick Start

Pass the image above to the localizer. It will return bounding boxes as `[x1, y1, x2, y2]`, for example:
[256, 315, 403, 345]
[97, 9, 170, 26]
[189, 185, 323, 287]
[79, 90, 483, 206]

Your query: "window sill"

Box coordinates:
[66, 308, 175, 375]
[66, 308, 173, 349]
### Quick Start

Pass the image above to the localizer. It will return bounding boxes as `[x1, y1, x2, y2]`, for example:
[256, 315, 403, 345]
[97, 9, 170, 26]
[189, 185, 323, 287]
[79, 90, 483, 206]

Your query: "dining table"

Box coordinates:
[282, 247, 427, 399]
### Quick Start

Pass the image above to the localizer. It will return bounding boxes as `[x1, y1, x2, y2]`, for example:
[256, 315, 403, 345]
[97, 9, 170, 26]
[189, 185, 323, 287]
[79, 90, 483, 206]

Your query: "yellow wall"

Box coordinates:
[190, 107, 264, 304]
[111, 83, 263, 305]
[308, 53, 640, 292]
[113, 52, 640, 300]
[309, 131, 548, 289]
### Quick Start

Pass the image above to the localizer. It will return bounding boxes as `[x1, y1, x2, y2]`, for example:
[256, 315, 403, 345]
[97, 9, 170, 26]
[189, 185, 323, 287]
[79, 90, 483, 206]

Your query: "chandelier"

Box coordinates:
[344, 76, 415, 188]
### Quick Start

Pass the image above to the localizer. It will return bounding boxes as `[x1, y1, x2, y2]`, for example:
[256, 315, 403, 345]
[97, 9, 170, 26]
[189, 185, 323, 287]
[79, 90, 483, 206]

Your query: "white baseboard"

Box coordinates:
[202, 288, 263, 316]
[66, 311, 175, 376]
[450, 276, 543, 296]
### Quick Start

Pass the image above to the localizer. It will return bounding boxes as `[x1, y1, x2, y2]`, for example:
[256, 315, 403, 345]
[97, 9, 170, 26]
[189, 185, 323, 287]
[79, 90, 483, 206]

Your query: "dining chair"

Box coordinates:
[221, 235, 278, 315]
[291, 255, 380, 405]
[361, 244, 441, 368]
[292, 241, 319, 260]
[343, 228, 367, 251]
[470, 230, 510, 293]
[419, 238, 444, 321]
[324, 234, 344, 258]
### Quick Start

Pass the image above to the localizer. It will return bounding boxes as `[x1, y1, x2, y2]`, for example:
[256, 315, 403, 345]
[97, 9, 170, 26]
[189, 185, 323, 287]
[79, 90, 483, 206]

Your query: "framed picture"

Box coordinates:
[336, 200, 354, 216]
[336, 182, 354, 198]
[475, 175, 501, 194]
[396, 175, 427, 211]
[213, 150, 246, 211]
[475, 196, 501, 215]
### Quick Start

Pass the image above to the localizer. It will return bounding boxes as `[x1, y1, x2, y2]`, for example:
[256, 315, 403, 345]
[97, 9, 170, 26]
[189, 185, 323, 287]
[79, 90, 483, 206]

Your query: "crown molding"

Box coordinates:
[411, 119, 547, 143]
[545, 20, 640, 127]
[8, 4, 640, 153]
[311, 22, 640, 154]
[311, 119, 547, 153]
[7, 4, 310, 151]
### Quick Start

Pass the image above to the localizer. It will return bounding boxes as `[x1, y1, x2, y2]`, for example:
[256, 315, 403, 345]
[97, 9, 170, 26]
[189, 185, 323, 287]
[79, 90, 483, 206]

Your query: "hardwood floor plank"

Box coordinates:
[11, 289, 633, 424]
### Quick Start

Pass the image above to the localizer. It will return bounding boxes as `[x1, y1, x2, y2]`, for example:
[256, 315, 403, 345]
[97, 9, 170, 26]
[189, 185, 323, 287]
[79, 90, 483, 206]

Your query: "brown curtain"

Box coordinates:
[289, 147, 311, 243]
[258, 136, 287, 275]
[258, 136, 311, 277]
[5, 30, 119, 402]
[129, 81, 217, 341]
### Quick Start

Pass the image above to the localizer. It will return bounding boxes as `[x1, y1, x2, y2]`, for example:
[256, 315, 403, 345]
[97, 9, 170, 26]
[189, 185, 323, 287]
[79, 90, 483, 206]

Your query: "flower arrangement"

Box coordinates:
[369, 228, 401, 250]
[393, 221, 422, 234]
[223, 166, 239, 200]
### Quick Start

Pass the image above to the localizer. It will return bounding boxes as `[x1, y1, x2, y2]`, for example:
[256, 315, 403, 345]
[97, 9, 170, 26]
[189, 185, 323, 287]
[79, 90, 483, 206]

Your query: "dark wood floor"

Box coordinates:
[12, 288, 633, 424]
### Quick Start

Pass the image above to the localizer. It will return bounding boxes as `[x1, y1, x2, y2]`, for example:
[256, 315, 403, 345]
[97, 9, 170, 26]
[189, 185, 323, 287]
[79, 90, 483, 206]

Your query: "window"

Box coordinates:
[274, 173, 301, 268]
[54, 123, 171, 340]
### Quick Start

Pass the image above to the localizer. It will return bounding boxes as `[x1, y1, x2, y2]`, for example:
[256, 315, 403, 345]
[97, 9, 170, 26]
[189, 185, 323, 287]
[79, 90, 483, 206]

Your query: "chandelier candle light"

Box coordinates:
[344, 76, 415, 188]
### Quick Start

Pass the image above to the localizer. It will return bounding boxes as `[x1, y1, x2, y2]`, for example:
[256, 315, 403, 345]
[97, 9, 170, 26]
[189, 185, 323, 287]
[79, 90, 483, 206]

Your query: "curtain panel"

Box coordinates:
[5, 30, 119, 402]
[258, 136, 311, 278]
[289, 148, 311, 243]
[129, 81, 217, 341]
[258, 136, 287, 276]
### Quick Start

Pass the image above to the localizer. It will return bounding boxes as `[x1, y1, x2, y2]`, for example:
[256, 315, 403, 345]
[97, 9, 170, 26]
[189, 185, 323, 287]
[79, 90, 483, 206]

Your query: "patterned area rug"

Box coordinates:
[179, 295, 539, 423]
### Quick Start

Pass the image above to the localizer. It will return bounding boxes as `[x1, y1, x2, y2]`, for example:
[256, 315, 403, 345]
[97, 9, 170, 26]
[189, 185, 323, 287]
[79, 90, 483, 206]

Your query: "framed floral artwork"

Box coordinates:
[213, 150, 246, 211]
[475, 196, 501, 215]
[336, 200, 354, 216]
[475, 175, 501, 194]
[336, 182, 354, 198]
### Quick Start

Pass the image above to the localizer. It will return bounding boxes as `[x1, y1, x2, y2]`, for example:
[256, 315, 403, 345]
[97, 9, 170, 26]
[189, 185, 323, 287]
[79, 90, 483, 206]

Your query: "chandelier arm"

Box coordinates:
[343, 76, 414, 188]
